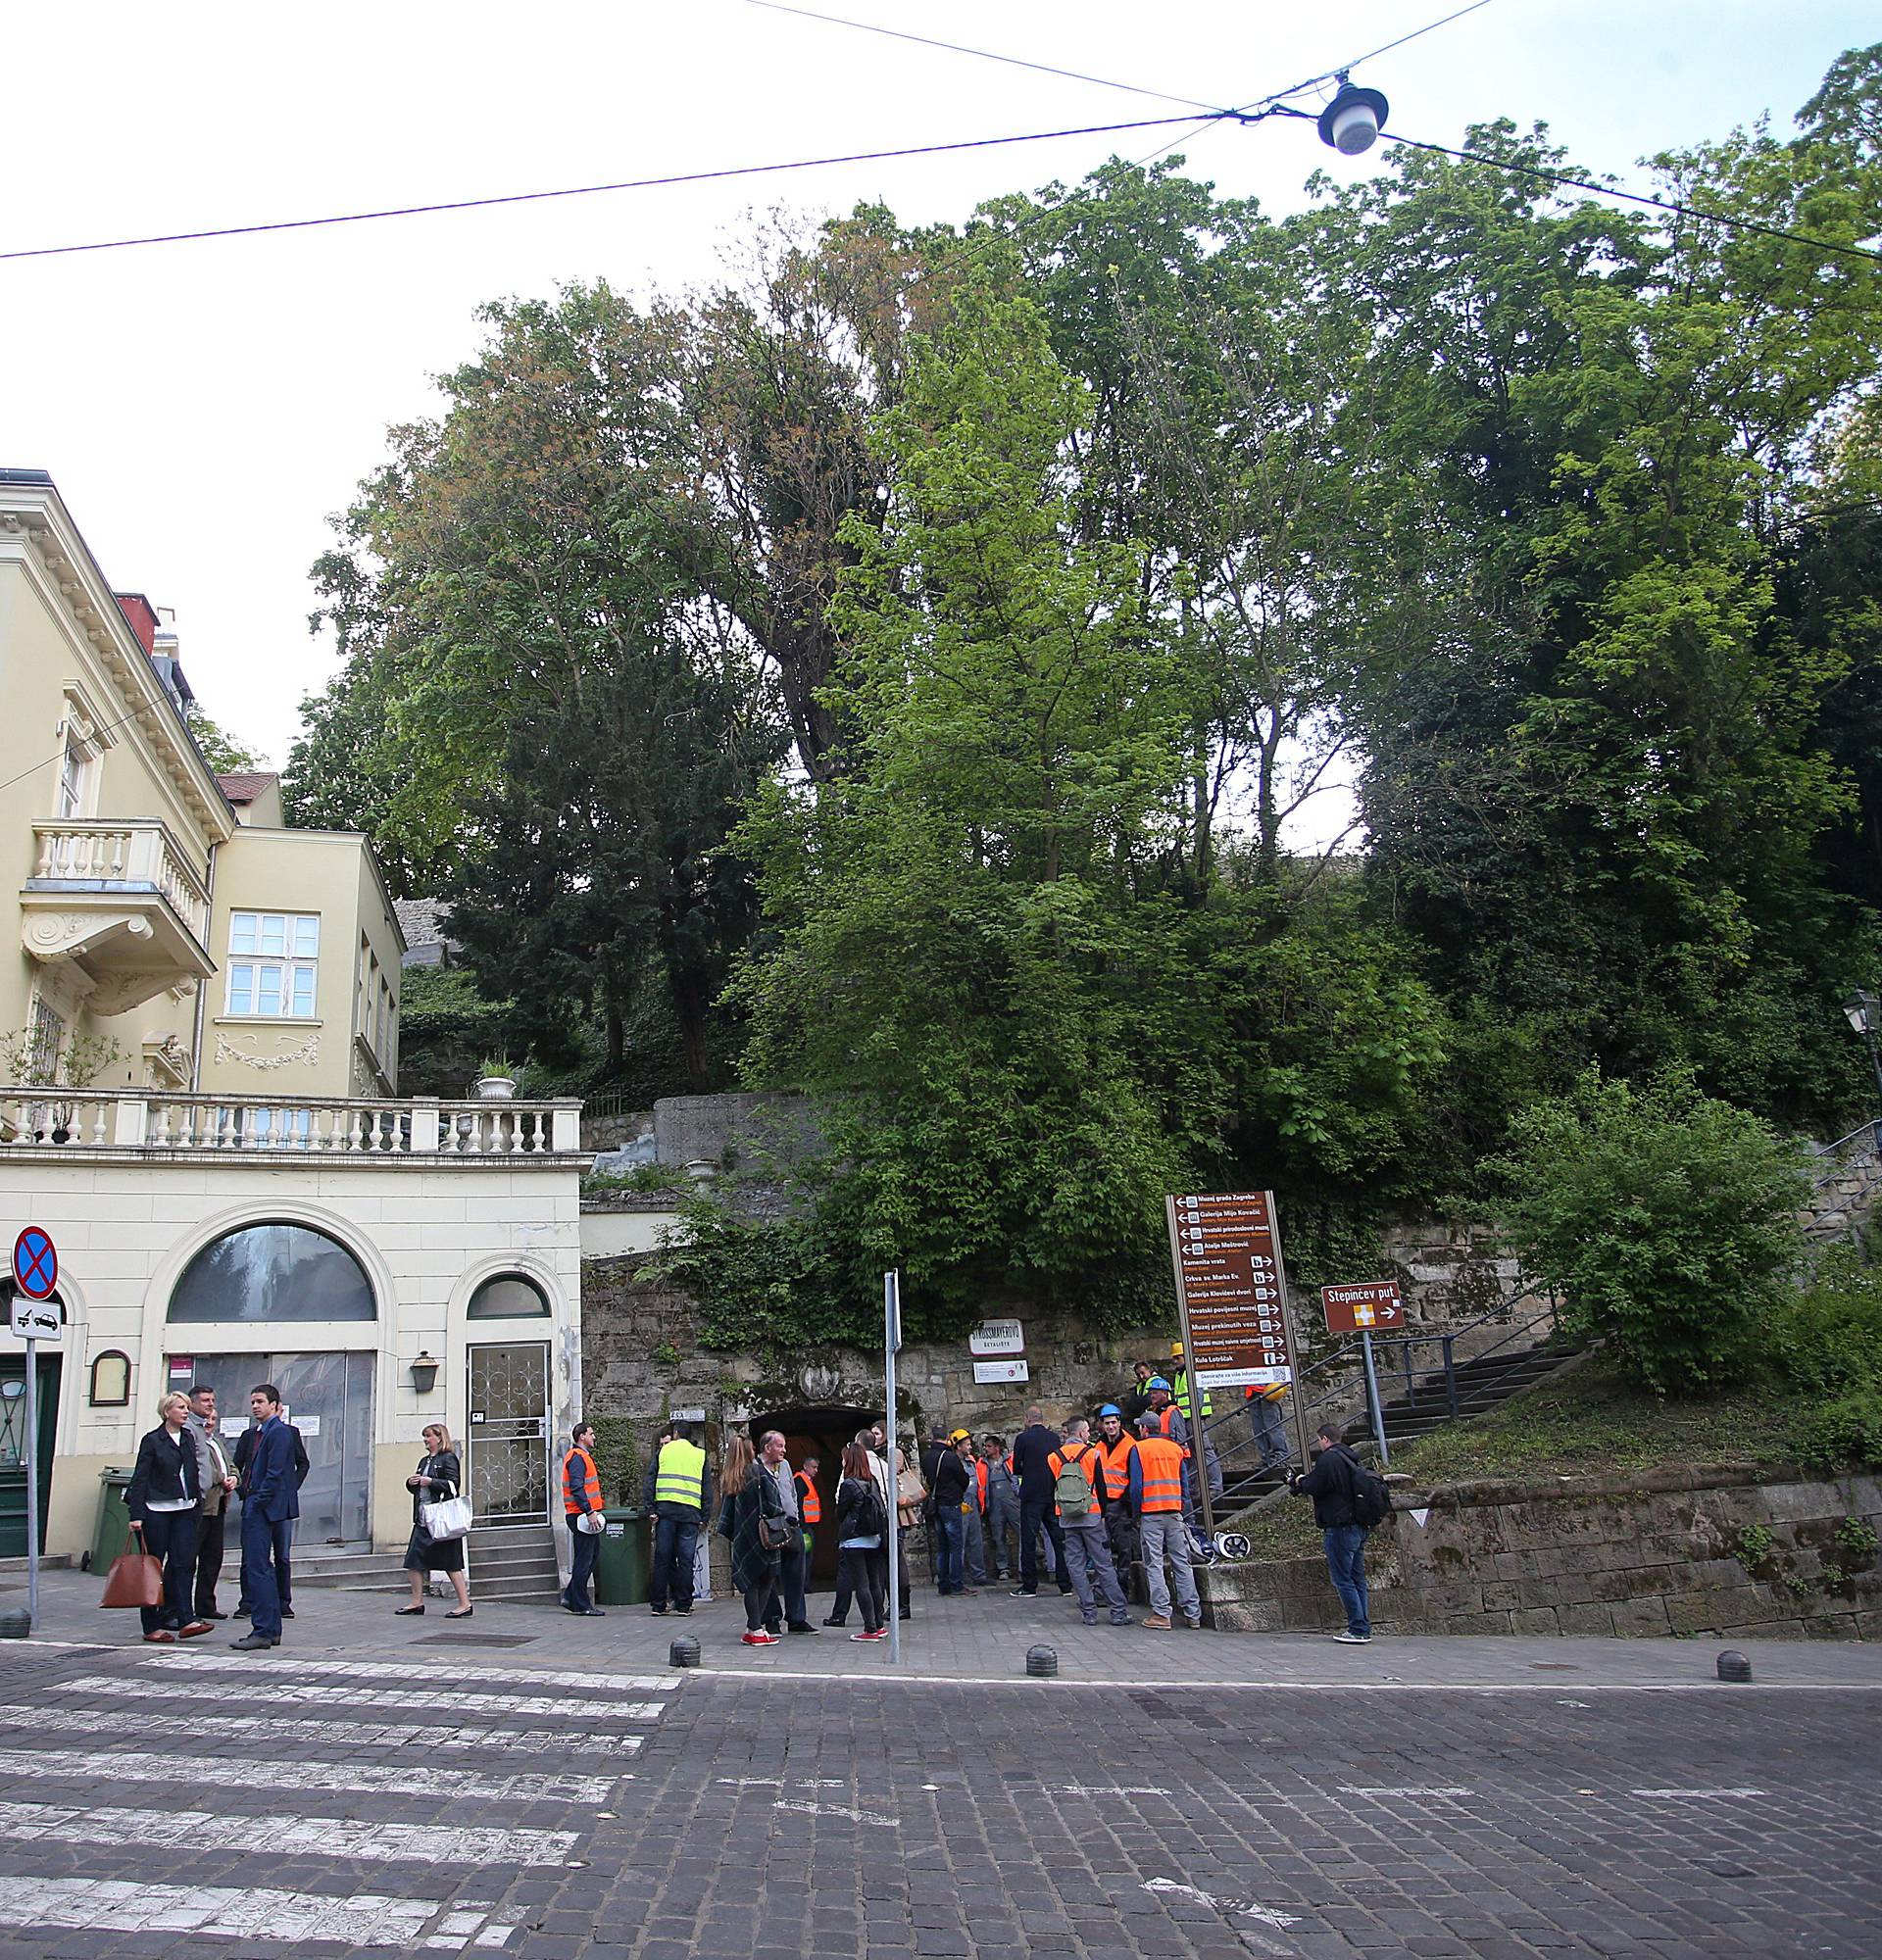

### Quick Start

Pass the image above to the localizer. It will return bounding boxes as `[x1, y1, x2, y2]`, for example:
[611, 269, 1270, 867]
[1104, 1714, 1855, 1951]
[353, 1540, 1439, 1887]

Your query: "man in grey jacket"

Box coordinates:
[184, 1385, 237, 1620]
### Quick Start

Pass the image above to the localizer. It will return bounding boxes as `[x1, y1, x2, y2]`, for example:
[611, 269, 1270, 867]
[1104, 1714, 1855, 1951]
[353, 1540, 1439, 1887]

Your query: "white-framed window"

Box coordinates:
[56, 732, 91, 820]
[27, 998, 64, 1084]
[225, 911, 320, 1018]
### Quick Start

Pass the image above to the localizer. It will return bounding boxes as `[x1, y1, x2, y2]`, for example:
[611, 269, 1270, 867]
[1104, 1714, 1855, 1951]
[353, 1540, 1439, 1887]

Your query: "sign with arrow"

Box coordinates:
[1321, 1279, 1404, 1335]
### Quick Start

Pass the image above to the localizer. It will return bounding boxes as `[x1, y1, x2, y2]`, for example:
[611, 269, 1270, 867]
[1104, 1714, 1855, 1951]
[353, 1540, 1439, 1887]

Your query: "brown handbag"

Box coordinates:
[100, 1531, 164, 1610]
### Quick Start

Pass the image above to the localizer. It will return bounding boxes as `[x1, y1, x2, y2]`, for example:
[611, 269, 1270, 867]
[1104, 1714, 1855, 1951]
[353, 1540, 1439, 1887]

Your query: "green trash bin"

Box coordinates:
[593, 1505, 650, 1606]
[92, 1467, 134, 1573]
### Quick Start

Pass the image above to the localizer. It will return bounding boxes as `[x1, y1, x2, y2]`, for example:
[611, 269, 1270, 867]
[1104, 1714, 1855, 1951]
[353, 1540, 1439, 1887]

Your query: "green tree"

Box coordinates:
[185, 709, 264, 777]
[1495, 1069, 1808, 1395]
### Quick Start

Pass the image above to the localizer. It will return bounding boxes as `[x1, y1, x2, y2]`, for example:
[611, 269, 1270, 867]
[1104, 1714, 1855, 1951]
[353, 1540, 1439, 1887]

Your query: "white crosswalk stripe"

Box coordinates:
[0, 1800, 581, 1867]
[0, 1646, 681, 1951]
[0, 1702, 646, 1754]
[0, 1747, 625, 1803]
[51, 1674, 666, 1721]
[132, 1651, 678, 1693]
[0, 1877, 524, 1948]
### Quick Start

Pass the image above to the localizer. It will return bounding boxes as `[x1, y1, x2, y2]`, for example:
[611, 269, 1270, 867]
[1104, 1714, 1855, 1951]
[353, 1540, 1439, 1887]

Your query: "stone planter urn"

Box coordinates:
[474, 1076, 517, 1102]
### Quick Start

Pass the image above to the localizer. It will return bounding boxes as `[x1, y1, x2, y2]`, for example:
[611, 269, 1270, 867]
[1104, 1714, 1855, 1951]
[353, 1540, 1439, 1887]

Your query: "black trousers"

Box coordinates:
[137, 1509, 198, 1636]
[836, 1546, 883, 1633]
[193, 1506, 226, 1616]
[1018, 1494, 1069, 1592]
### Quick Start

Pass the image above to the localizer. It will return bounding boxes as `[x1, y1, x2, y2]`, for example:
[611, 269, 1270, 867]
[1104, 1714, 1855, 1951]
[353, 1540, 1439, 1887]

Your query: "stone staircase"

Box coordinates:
[291, 1524, 561, 1605]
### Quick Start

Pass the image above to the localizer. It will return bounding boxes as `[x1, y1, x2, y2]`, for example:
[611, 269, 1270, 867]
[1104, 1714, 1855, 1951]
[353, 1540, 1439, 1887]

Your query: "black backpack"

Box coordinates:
[1349, 1460, 1392, 1530]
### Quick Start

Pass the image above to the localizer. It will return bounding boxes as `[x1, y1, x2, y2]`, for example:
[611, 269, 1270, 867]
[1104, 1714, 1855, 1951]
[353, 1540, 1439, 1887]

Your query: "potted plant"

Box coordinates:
[473, 1056, 519, 1102]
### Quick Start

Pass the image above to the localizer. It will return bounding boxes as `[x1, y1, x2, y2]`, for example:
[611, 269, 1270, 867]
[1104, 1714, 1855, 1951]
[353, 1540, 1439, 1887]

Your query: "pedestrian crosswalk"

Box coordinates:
[0, 1646, 675, 1954]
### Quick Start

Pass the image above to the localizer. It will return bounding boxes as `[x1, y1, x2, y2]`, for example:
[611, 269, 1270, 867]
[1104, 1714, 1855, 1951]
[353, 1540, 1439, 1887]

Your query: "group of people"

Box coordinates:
[123, 1381, 308, 1649]
[124, 1384, 477, 1647]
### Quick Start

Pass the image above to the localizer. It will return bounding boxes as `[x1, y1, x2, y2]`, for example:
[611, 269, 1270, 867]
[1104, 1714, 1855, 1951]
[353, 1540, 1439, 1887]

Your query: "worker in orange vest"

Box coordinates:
[1131, 1414, 1202, 1630]
[1048, 1417, 1133, 1626]
[793, 1454, 822, 1563]
[1093, 1404, 1143, 1601]
[560, 1422, 606, 1617]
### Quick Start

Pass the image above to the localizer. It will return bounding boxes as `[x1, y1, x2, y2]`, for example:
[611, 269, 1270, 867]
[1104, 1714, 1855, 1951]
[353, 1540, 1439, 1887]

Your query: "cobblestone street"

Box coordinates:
[0, 1581, 1877, 1959]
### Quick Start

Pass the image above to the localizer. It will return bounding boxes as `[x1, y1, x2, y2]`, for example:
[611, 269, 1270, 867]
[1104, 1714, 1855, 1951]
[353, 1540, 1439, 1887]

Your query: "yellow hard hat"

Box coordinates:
[1169, 1341, 1184, 1358]
[949, 1427, 971, 1445]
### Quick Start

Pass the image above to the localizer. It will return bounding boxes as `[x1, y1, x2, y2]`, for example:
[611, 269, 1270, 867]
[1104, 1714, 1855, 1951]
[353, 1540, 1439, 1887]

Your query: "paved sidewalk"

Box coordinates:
[13, 1565, 1881, 1690]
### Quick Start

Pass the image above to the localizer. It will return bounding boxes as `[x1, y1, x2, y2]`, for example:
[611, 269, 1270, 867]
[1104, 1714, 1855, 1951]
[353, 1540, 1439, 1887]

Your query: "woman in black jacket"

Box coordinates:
[397, 1423, 470, 1618]
[717, 1435, 783, 1645]
[832, 1442, 886, 1641]
[125, 1393, 211, 1644]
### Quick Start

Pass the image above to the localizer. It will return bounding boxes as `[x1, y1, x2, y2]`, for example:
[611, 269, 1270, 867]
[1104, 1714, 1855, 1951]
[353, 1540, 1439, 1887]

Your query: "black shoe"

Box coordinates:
[899, 1607, 913, 1620]
[232, 1609, 250, 1620]
[583, 1607, 608, 1617]
[650, 1605, 669, 1615]
[786, 1622, 817, 1635]
[673, 1605, 692, 1615]
[229, 1634, 276, 1650]
[822, 1616, 847, 1628]
[1009, 1587, 1034, 1598]
[279, 1606, 295, 1618]
[197, 1610, 225, 1621]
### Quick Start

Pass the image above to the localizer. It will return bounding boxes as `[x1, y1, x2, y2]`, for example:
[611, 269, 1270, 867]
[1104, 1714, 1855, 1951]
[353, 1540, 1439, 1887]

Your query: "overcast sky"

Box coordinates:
[4, 1, 1873, 812]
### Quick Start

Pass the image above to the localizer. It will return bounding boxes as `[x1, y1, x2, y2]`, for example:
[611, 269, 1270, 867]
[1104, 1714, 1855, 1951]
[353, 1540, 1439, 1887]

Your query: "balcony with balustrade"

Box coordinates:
[0, 1087, 584, 1162]
[22, 818, 215, 1014]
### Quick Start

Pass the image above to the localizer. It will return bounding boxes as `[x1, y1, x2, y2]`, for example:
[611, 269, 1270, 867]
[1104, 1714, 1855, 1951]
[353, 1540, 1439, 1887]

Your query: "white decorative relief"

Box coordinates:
[214, 1031, 322, 1071]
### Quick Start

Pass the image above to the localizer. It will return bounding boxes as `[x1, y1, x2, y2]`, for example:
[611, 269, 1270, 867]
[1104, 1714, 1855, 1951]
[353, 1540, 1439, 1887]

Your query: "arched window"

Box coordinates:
[88, 1349, 131, 1406]
[168, 1222, 374, 1323]
[467, 1273, 551, 1320]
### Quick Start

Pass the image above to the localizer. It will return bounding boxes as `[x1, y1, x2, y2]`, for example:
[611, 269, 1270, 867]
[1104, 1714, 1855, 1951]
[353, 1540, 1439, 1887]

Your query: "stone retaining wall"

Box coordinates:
[1205, 1464, 1882, 1641]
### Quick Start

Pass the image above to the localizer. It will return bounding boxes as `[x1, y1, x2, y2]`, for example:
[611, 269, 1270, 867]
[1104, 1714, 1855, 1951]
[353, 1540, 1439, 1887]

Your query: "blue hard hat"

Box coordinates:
[1147, 1376, 1171, 1393]
[1098, 1403, 1123, 1418]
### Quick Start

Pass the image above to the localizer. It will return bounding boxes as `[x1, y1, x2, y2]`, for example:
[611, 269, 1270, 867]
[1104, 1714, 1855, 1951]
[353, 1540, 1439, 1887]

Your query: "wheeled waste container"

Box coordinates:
[92, 1467, 134, 1572]
[593, 1504, 650, 1605]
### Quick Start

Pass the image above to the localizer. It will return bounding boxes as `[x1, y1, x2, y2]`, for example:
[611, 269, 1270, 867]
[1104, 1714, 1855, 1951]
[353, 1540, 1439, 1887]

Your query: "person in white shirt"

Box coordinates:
[185, 1385, 237, 1620]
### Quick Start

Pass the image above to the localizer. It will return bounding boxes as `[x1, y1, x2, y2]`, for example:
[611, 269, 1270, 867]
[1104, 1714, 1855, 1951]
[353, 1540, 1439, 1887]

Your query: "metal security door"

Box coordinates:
[0, 1354, 59, 1558]
[467, 1344, 549, 1521]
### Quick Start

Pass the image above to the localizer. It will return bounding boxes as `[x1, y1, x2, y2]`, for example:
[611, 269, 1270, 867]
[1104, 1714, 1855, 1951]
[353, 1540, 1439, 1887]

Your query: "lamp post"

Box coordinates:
[1842, 991, 1882, 1146]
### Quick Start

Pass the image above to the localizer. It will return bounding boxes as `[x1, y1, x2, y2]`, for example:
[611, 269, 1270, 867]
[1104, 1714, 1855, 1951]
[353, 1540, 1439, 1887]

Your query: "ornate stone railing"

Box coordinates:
[28, 818, 211, 943]
[0, 1089, 583, 1157]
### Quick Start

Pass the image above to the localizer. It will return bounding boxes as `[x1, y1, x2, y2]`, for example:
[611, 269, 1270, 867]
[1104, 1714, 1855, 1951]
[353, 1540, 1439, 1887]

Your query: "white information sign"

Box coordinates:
[968, 1318, 1024, 1357]
[7, 1297, 61, 1344]
[972, 1358, 1030, 1385]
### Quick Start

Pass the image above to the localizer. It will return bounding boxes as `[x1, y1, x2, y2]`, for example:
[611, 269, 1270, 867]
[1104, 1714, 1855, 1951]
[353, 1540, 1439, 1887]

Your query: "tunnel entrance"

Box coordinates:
[746, 1403, 880, 1584]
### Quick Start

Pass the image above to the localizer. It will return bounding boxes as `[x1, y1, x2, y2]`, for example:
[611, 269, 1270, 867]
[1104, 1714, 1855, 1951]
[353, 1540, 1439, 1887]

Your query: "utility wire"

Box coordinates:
[737, 0, 1227, 114]
[1371, 123, 1882, 267]
[1263, 0, 1501, 105]
[0, 114, 1213, 264]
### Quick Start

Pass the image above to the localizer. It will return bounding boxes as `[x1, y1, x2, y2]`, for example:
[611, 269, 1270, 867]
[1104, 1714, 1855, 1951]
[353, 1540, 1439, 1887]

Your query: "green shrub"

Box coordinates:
[1493, 1067, 1808, 1396]
[1770, 1248, 1882, 1394]
[1788, 1387, 1882, 1474]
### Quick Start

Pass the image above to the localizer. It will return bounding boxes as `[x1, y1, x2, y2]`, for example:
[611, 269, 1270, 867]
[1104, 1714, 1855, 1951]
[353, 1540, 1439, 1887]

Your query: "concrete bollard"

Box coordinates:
[1716, 1649, 1753, 1683]
[1025, 1643, 1058, 1678]
[669, 1635, 701, 1668]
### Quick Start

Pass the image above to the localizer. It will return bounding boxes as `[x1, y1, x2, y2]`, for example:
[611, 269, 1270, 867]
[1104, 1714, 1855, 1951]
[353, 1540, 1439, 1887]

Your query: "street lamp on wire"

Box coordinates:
[1841, 990, 1882, 1142]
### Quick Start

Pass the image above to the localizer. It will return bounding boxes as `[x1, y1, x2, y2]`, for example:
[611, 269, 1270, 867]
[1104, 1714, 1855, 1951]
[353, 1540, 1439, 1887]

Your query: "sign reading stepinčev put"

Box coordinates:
[1164, 1191, 1296, 1390]
[1320, 1279, 1404, 1335]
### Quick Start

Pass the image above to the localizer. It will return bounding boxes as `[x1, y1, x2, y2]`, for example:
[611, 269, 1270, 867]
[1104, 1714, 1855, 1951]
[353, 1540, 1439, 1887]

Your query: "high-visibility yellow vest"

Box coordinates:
[653, 1438, 706, 1510]
[1171, 1369, 1213, 1420]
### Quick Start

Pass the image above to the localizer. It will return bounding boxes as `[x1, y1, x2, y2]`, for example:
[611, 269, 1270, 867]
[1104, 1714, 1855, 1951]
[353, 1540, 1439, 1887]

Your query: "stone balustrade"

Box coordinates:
[0, 1088, 583, 1158]
[29, 817, 211, 943]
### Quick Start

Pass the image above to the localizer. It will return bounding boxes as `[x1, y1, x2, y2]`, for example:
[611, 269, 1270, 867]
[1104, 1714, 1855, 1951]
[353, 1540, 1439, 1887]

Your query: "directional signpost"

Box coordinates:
[10, 1226, 62, 1633]
[1321, 1279, 1401, 1466]
[883, 1269, 902, 1668]
[1165, 1191, 1309, 1530]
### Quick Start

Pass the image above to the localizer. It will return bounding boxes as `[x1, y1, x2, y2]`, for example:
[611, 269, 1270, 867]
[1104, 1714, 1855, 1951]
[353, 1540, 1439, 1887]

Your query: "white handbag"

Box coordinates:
[421, 1494, 473, 1542]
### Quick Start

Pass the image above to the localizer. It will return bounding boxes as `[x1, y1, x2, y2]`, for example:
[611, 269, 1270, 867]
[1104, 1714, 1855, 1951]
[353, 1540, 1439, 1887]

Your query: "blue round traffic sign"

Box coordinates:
[13, 1227, 57, 1300]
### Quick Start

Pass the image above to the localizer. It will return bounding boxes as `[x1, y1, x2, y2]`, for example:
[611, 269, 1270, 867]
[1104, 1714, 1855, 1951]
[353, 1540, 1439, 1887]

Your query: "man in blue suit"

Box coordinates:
[231, 1383, 299, 1651]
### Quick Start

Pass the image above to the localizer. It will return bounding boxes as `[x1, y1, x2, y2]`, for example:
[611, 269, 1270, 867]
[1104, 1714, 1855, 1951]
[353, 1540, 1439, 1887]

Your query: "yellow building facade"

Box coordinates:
[1, 470, 586, 1582]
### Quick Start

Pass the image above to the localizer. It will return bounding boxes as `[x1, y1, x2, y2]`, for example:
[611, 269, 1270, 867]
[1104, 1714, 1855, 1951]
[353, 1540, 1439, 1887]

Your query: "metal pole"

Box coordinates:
[1265, 1193, 1313, 1480]
[1361, 1330, 1389, 1469]
[884, 1270, 900, 1668]
[23, 1336, 38, 1633]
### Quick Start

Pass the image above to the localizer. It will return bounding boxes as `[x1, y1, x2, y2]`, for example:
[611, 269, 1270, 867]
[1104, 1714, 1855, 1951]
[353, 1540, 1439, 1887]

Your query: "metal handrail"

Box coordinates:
[1807, 1121, 1882, 1192]
[1199, 1287, 1564, 1499]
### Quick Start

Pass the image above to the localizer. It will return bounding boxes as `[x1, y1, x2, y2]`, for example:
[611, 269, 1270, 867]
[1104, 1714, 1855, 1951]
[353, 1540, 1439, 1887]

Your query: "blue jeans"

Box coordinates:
[240, 1509, 293, 1640]
[935, 1507, 966, 1593]
[650, 1515, 699, 1610]
[1323, 1525, 1370, 1636]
